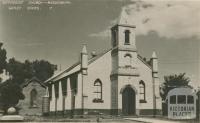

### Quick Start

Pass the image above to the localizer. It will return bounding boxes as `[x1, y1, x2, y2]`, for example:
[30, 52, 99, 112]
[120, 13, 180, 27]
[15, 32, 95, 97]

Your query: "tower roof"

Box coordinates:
[118, 6, 136, 27]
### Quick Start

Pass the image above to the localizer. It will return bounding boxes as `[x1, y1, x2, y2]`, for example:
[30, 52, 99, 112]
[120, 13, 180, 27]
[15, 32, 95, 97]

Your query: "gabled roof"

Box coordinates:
[22, 77, 46, 88]
[44, 62, 80, 83]
[45, 48, 152, 84]
[137, 54, 152, 69]
[88, 48, 112, 64]
[44, 48, 112, 83]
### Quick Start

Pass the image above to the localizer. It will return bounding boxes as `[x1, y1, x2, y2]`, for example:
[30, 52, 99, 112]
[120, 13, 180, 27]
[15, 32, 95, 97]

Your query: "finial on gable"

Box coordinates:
[81, 44, 88, 74]
[152, 51, 157, 59]
[81, 44, 87, 54]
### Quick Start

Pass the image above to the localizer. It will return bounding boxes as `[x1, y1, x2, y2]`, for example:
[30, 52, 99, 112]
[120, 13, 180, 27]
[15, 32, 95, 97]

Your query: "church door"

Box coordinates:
[122, 86, 136, 115]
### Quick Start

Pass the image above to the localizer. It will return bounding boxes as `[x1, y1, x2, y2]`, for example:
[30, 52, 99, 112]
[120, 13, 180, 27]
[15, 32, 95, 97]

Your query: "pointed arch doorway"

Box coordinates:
[122, 85, 136, 115]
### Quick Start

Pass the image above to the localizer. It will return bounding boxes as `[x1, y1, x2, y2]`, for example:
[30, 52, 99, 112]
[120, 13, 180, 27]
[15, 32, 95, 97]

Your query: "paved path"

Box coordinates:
[125, 118, 181, 123]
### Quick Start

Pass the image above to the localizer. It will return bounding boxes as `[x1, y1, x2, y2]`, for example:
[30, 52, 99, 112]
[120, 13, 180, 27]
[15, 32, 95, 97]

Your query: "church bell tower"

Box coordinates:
[111, 24, 136, 51]
[111, 24, 139, 76]
[110, 24, 139, 115]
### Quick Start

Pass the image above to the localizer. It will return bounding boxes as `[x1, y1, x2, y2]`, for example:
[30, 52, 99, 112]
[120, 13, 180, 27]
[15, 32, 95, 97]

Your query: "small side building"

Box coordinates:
[166, 87, 196, 119]
[18, 77, 46, 116]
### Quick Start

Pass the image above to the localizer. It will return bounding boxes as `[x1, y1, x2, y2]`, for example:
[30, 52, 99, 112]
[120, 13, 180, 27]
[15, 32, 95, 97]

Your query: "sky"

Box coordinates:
[0, 0, 200, 88]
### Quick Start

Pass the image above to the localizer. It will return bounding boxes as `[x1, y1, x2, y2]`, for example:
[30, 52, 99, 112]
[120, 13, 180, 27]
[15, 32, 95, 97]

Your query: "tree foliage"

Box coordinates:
[0, 42, 57, 112]
[0, 59, 57, 112]
[6, 58, 57, 84]
[160, 73, 191, 101]
[0, 80, 25, 112]
[6, 58, 26, 84]
[31, 60, 57, 81]
[0, 43, 7, 81]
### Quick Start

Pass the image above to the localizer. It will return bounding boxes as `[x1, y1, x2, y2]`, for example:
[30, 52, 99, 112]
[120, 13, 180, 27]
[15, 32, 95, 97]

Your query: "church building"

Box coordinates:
[45, 23, 162, 116]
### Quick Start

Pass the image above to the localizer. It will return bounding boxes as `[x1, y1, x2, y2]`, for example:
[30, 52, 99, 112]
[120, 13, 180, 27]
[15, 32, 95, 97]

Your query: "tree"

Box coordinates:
[6, 59, 57, 84]
[0, 43, 57, 113]
[160, 73, 191, 101]
[0, 80, 25, 112]
[2, 58, 56, 112]
[6, 58, 26, 85]
[32, 60, 57, 81]
[0, 42, 7, 82]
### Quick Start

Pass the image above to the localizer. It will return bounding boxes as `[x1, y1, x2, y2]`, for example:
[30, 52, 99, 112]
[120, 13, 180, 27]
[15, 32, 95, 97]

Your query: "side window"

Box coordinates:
[124, 30, 130, 45]
[93, 79, 103, 103]
[177, 95, 186, 104]
[187, 95, 194, 104]
[139, 80, 146, 103]
[170, 95, 176, 104]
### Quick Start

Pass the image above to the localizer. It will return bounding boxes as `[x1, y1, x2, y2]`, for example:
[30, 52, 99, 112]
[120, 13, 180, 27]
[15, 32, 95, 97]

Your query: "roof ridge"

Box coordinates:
[22, 77, 46, 88]
[137, 54, 152, 69]
[45, 48, 112, 83]
[88, 48, 112, 64]
[44, 61, 80, 83]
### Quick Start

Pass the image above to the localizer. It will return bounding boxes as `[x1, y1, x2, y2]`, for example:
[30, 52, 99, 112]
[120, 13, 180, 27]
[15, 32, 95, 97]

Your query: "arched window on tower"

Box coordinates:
[139, 81, 147, 103]
[124, 30, 130, 45]
[93, 79, 103, 103]
[30, 89, 38, 108]
[124, 53, 132, 67]
[112, 29, 117, 46]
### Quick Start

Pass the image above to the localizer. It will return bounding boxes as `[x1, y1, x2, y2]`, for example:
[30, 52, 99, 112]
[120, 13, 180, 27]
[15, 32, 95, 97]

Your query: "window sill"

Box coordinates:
[124, 43, 130, 45]
[93, 99, 104, 103]
[140, 100, 147, 103]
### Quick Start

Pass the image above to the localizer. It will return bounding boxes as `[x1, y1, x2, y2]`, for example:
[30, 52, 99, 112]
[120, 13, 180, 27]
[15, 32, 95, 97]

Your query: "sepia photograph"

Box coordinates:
[0, 0, 200, 122]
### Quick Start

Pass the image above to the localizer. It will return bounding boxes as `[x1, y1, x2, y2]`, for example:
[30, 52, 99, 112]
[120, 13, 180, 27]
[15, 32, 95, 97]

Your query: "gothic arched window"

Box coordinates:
[30, 89, 38, 108]
[139, 80, 146, 103]
[124, 30, 130, 45]
[93, 79, 103, 103]
[124, 53, 132, 67]
[112, 29, 117, 46]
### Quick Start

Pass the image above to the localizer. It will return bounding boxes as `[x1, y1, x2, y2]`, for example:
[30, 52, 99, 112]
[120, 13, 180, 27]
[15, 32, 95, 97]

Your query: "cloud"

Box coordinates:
[20, 42, 45, 46]
[88, 19, 118, 38]
[90, 0, 200, 39]
[88, 29, 110, 39]
[4, 41, 45, 47]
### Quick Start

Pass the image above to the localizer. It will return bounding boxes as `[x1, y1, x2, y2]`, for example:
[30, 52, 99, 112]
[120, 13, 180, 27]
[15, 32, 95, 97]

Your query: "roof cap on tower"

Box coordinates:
[152, 51, 157, 58]
[110, 7, 136, 31]
[81, 44, 87, 54]
[118, 6, 136, 26]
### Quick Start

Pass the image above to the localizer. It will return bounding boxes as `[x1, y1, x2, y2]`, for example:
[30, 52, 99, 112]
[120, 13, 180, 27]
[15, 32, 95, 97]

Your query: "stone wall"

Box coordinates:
[18, 81, 46, 116]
